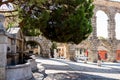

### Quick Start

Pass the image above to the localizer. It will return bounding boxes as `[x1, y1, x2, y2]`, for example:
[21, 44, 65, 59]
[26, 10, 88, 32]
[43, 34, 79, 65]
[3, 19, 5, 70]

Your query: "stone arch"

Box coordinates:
[91, 6, 110, 39]
[25, 36, 52, 58]
[94, 6, 109, 16]
[25, 40, 43, 55]
[96, 10, 109, 39]
[115, 13, 120, 40]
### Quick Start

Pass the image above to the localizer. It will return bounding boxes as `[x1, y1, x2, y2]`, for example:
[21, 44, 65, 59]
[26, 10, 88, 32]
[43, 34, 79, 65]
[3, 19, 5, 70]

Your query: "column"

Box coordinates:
[0, 14, 7, 80]
[91, 16, 97, 38]
[68, 44, 76, 61]
[38, 45, 41, 55]
[64, 45, 67, 58]
[108, 14, 116, 39]
[89, 40, 98, 63]
[90, 15, 98, 62]
[108, 12, 116, 62]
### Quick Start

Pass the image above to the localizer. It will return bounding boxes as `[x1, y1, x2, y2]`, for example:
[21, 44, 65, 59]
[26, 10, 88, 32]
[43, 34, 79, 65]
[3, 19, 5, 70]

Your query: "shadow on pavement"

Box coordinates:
[50, 59, 120, 74]
[44, 72, 117, 80]
[42, 64, 74, 71]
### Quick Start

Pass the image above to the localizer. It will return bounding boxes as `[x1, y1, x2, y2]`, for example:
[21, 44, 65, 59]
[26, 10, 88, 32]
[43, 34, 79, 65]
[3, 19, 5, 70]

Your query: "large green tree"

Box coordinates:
[1, 0, 94, 44]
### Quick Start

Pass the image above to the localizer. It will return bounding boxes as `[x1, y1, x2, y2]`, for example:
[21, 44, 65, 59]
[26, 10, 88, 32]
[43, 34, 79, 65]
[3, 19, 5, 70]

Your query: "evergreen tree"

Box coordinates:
[19, 0, 94, 44]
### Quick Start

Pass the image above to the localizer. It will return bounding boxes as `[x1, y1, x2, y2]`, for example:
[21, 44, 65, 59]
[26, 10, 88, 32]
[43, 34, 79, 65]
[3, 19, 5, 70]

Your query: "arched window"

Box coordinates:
[115, 13, 120, 40]
[96, 10, 108, 39]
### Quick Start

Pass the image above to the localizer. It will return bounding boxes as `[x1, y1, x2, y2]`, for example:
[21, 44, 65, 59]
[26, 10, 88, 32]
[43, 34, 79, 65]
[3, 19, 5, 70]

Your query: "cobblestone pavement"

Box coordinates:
[35, 58, 120, 80]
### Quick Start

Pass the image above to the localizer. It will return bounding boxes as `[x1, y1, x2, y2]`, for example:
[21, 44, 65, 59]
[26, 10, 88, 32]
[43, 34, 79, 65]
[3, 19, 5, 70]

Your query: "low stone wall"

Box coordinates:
[6, 63, 33, 80]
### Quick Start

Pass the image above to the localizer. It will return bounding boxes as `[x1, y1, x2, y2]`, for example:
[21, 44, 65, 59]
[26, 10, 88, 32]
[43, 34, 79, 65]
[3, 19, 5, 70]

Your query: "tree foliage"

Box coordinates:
[19, 0, 94, 44]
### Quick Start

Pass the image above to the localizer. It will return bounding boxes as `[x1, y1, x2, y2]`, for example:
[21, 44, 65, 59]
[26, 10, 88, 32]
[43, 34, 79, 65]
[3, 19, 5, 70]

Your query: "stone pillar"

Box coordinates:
[68, 44, 76, 61]
[107, 39, 117, 62]
[89, 40, 98, 63]
[108, 14, 116, 39]
[112, 43, 117, 62]
[89, 15, 98, 62]
[0, 14, 7, 80]
[108, 11, 116, 62]
[91, 16, 97, 37]
[64, 45, 67, 58]
[64, 43, 69, 60]
[38, 45, 41, 55]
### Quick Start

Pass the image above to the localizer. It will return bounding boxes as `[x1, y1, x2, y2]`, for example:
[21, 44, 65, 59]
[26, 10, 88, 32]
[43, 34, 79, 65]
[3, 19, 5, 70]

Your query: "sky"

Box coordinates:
[96, 10, 108, 39]
[115, 13, 120, 40]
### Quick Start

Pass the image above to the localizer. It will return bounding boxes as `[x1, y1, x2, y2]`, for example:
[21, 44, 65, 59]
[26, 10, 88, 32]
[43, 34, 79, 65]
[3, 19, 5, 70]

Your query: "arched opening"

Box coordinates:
[115, 13, 120, 40]
[26, 41, 42, 56]
[96, 10, 109, 39]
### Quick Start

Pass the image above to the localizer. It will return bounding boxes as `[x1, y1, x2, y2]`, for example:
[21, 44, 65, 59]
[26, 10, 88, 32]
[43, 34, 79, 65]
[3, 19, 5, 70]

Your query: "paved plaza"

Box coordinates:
[34, 57, 120, 80]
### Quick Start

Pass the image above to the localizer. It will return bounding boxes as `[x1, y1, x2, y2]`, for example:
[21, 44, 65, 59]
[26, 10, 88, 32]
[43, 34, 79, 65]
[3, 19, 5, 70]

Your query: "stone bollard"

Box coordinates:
[97, 60, 102, 67]
[84, 57, 87, 64]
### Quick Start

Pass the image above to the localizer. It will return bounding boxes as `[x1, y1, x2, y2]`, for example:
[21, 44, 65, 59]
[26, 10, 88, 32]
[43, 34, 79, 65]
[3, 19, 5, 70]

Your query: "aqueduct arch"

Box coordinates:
[96, 10, 109, 38]
[88, 0, 120, 62]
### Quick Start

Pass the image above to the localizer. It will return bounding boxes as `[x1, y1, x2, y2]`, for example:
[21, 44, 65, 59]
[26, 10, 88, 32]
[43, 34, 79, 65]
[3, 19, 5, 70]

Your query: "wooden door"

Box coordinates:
[98, 50, 107, 60]
[116, 50, 120, 60]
